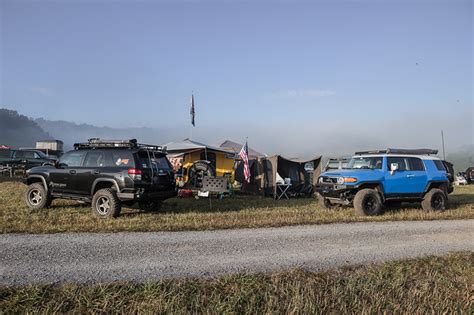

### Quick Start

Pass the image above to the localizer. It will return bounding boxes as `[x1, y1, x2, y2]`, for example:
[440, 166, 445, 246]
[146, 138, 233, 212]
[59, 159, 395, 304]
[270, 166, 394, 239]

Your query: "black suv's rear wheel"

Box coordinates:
[353, 188, 383, 216]
[92, 188, 122, 218]
[25, 183, 52, 210]
[421, 188, 447, 211]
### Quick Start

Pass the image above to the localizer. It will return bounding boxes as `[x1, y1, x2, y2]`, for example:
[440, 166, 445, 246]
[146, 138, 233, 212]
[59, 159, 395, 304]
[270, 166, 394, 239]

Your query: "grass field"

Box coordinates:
[1, 180, 473, 234]
[1, 252, 472, 313]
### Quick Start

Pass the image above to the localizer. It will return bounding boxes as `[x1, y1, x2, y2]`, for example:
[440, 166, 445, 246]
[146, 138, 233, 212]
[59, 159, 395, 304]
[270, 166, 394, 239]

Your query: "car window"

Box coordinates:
[433, 160, 446, 171]
[347, 157, 383, 169]
[106, 151, 134, 167]
[59, 151, 86, 167]
[0, 149, 13, 158]
[22, 151, 36, 159]
[387, 157, 408, 171]
[153, 156, 172, 170]
[408, 158, 424, 171]
[84, 151, 106, 167]
[14, 151, 24, 158]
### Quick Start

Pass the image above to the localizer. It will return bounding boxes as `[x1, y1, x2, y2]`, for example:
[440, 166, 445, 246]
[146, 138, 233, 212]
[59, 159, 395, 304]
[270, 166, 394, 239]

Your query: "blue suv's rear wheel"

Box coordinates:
[421, 188, 447, 211]
[353, 189, 383, 216]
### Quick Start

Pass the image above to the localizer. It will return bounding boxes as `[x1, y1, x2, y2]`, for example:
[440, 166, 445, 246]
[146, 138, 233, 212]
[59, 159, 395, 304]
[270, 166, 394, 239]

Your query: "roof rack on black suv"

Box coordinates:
[74, 138, 167, 153]
[354, 148, 438, 156]
[23, 138, 176, 218]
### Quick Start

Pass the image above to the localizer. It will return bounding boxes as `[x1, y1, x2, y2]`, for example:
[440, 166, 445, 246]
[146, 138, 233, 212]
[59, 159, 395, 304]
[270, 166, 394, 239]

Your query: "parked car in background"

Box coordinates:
[316, 148, 451, 216]
[0, 148, 57, 169]
[23, 139, 177, 218]
[465, 167, 474, 184]
[455, 173, 467, 185]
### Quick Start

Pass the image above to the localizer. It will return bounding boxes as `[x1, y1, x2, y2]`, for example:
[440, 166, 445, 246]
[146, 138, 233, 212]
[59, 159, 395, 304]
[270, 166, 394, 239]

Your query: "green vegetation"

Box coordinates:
[1, 180, 473, 234]
[1, 252, 472, 313]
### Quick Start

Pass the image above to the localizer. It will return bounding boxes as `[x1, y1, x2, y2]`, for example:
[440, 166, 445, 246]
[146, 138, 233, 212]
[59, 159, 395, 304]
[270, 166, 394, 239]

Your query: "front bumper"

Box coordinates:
[315, 183, 356, 199]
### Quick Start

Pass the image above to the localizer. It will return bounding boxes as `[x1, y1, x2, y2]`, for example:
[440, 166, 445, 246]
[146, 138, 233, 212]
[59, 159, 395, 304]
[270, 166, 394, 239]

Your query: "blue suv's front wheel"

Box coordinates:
[353, 189, 384, 216]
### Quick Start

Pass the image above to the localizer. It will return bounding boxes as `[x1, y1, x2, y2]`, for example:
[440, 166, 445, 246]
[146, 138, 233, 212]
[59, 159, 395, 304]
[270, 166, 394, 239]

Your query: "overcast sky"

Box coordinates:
[1, 0, 472, 157]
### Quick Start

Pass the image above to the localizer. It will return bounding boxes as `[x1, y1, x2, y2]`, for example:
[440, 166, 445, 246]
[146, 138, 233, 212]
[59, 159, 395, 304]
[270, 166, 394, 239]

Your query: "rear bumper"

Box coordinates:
[117, 189, 177, 201]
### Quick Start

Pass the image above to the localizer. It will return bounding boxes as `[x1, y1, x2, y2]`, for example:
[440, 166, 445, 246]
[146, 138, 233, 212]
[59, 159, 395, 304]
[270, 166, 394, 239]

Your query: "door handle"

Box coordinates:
[94, 170, 100, 174]
[69, 170, 76, 175]
[406, 174, 415, 178]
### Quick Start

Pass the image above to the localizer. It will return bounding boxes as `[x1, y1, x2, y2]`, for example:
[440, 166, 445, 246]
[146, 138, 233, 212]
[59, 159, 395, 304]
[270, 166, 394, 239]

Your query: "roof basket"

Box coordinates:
[354, 148, 438, 156]
[74, 138, 167, 153]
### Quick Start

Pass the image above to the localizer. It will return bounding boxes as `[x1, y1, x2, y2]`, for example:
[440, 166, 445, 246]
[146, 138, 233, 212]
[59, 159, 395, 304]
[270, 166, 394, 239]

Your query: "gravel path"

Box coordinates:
[1, 220, 473, 286]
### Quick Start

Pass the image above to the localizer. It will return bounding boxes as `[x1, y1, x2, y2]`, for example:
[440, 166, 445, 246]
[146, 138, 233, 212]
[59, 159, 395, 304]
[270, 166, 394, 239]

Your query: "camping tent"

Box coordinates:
[236, 155, 322, 197]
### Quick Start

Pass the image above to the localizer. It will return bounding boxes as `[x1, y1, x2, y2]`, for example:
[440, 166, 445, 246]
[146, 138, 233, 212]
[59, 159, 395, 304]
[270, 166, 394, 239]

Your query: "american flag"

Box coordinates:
[190, 94, 195, 127]
[239, 141, 251, 183]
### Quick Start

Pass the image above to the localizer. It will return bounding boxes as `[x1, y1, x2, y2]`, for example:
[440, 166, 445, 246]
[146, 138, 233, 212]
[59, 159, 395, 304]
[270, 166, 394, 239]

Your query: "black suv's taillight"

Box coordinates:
[128, 168, 142, 181]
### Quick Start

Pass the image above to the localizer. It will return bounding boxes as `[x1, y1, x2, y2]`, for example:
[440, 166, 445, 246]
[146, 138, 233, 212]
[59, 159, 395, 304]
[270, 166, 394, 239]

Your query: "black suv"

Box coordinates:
[23, 139, 177, 218]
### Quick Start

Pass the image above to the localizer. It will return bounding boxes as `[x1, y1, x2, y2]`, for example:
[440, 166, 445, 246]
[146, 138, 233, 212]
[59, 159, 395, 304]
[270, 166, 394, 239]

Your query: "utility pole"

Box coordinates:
[441, 130, 446, 160]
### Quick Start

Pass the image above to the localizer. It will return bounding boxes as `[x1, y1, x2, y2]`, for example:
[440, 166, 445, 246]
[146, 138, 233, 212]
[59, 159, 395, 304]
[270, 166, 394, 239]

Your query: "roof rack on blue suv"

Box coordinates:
[316, 148, 451, 216]
[354, 148, 438, 155]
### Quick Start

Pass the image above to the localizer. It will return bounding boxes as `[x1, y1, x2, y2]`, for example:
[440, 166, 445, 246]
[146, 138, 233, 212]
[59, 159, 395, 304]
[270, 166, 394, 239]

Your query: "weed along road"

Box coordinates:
[1, 220, 473, 286]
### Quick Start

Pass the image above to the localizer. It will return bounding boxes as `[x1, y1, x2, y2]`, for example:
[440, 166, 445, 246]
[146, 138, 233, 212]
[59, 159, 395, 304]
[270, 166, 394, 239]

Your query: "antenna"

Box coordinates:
[441, 130, 446, 160]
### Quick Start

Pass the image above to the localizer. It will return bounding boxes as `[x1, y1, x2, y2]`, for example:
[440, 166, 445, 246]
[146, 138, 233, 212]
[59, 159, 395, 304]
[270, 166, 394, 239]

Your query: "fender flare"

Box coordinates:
[27, 175, 49, 193]
[91, 178, 120, 196]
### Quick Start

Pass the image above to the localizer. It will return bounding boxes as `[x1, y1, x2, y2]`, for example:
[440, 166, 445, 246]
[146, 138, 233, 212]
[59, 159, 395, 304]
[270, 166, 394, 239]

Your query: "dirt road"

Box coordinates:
[1, 220, 472, 285]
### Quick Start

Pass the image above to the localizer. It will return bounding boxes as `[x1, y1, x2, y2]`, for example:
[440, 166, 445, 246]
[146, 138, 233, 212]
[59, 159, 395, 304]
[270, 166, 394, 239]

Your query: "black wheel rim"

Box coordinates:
[28, 189, 42, 205]
[363, 196, 378, 214]
[96, 196, 110, 215]
[431, 194, 444, 210]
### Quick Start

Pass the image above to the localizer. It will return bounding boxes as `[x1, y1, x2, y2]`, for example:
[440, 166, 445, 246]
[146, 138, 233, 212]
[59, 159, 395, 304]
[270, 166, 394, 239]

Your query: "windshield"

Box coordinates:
[347, 156, 383, 170]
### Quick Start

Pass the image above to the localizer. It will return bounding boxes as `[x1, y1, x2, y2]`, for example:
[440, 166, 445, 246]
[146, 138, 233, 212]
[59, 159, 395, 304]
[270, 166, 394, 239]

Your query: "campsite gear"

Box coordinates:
[202, 176, 229, 193]
[178, 189, 193, 198]
[275, 183, 292, 200]
[235, 155, 322, 198]
[187, 160, 216, 188]
[164, 139, 236, 183]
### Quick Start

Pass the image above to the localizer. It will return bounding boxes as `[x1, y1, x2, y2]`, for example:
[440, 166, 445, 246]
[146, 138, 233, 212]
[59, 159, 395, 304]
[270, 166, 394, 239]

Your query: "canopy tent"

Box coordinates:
[219, 140, 266, 159]
[235, 155, 322, 197]
[162, 139, 236, 183]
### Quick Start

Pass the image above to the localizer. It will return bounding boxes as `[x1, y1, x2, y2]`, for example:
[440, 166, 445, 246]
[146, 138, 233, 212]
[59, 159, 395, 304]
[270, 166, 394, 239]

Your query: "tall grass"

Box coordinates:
[1, 181, 473, 234]
[1, 252, 472, 313]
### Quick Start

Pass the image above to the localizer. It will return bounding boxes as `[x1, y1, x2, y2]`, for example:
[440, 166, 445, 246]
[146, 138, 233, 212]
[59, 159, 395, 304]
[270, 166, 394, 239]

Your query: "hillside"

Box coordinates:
[0, 109, 52, 147]
[35, 118, 175, 150]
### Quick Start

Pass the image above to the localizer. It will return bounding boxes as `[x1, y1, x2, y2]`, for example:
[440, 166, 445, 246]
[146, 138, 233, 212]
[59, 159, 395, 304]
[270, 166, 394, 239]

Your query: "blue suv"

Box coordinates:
[315, 149, 451, 216]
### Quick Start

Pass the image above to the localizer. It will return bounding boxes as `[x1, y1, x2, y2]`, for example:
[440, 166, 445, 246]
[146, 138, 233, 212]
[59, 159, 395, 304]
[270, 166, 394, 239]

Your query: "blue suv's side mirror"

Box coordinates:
[390, 163, 399, 175]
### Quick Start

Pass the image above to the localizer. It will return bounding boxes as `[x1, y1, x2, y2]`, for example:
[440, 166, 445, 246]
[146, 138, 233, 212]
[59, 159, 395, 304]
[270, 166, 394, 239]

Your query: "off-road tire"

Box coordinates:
[91, 188, 122, 218]
[25, 183, 52, 210]
[315, 193, 333, 209]
[421, 188, 447, 211]
[353, 188, 383, 216]
[139, 200, 163, 212]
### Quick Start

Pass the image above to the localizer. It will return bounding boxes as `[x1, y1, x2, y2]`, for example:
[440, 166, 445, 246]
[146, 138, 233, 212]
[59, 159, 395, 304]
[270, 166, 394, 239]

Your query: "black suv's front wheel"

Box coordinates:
[353, 188, 383, 216]
[25, 183, 52, 210]
[92, 188, 122, 218]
